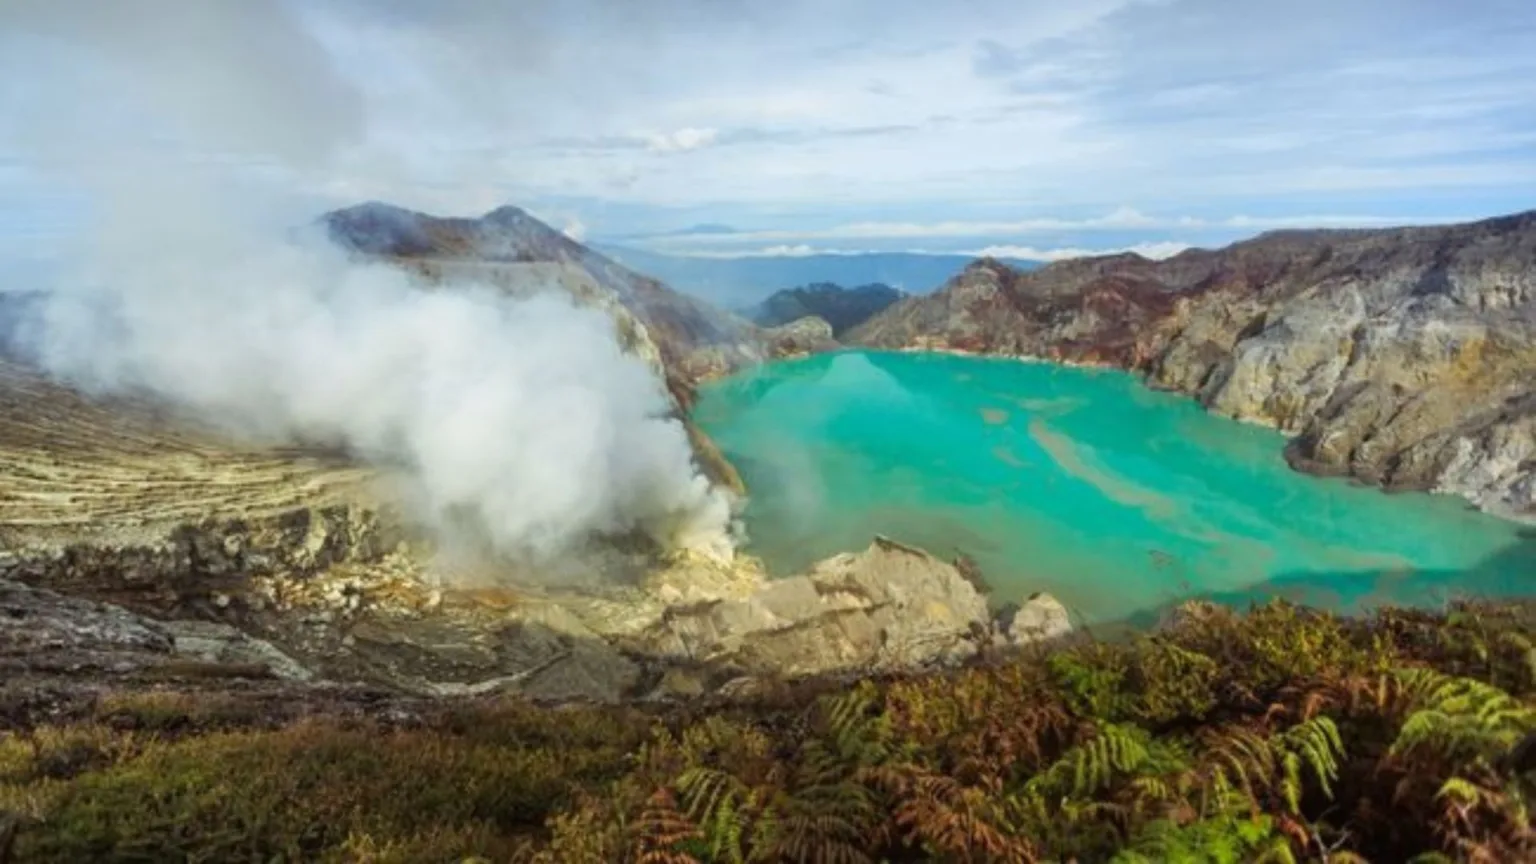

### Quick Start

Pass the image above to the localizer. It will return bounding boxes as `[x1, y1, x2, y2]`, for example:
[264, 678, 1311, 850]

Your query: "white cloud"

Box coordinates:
[668, 244, 878, 259]
[3, 0, 1534, 250]
[969, 241, 1193, 261]
[635, 210, 1453, 247]
[645, 127, 719, 153]
[662, 240, 1195, 262]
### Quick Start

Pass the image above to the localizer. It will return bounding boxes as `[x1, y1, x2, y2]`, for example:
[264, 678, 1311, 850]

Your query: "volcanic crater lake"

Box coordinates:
[695, 350, 1533, 626]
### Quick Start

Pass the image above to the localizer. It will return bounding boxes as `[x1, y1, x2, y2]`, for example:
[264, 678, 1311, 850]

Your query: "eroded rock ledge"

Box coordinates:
[4, 526, 1071, 706]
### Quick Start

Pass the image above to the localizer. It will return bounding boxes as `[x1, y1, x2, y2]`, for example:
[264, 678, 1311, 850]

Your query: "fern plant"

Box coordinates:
[1204, 716, 1343, 818]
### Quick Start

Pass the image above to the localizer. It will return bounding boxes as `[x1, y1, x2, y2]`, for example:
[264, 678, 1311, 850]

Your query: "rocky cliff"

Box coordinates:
[849, 211, 1536, 519]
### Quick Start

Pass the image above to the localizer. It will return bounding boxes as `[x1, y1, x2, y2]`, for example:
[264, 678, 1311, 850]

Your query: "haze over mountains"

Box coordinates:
[595, 244, 1041, 309]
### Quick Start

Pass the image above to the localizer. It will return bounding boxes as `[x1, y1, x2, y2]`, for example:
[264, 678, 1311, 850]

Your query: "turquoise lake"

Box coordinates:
[695, 350, 1534, 626]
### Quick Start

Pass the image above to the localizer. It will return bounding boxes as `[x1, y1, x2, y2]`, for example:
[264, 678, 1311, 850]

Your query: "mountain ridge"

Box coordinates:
[322, 202, 763, 386]
[744, 281, 906, 336]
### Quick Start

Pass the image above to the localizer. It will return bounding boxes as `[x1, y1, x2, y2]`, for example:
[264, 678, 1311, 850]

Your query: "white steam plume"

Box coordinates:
[0, 1, 735, 564]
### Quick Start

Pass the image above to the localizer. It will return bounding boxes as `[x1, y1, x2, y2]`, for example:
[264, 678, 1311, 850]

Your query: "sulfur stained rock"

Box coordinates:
[635, 536, 993, 678]
[1002, 592, 1073, 646]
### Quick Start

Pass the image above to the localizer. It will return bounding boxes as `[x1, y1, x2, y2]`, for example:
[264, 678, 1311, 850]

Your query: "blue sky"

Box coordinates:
[3, 0, 1535, 268]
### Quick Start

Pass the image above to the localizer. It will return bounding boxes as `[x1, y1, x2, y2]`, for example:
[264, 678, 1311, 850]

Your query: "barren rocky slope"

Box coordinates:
[850, 210, 1536, 519]
[323, 202, 769, 384]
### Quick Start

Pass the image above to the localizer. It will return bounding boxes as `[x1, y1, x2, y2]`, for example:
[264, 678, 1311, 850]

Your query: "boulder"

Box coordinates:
[1, 577, 314, 683]
[634, 536, 992, 678]
[338, 614, 642, 704]
[1002, 592, 1073, 646]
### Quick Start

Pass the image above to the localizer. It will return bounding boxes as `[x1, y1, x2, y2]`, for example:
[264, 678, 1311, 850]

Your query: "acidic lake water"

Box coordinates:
[695, 350, 1533, 626]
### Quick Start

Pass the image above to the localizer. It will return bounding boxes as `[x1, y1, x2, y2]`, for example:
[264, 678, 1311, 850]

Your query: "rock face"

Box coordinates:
[635, 537, 994, 678]
[746, 282, 905, 337]
[850, 211, 1536, 519]
[1, 577, 310, 684]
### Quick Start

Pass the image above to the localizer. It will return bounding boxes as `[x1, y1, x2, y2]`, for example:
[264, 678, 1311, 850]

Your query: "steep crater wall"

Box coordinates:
[850, 212, 1536, 520]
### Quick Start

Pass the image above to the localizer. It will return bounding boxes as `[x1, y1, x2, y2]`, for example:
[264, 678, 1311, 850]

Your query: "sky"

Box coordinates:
[2, 0, 1535, 271]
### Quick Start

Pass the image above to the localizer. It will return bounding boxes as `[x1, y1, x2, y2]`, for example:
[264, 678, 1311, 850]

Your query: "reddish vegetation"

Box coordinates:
[4, 600, 1532, 862]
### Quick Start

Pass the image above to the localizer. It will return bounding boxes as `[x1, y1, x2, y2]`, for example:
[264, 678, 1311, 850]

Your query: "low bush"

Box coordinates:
[2, 599, 1531, 862]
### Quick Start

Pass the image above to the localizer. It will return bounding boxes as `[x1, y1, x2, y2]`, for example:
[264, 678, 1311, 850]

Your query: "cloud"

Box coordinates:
[665, 244, 879, 259]
[0, 0, 735, 566]
[653, 240, 1194, 262]
[971, 40, 1024, 78]
[3, 0, 1534, 267]
[541, 123, 924, 155]
[645, 127, 719, 152]
[969, 241, 1193, 261]
[2, 0, 366, 170]
[633, 209, 1451, 247]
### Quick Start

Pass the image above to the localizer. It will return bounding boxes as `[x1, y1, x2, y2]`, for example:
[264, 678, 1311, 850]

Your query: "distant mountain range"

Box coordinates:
[593, 244, 1041, 309]
[744, 282, 906, 337]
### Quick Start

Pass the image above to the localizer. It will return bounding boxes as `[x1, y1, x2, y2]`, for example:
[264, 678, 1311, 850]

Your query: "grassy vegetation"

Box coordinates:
[2, 599, 1533, 862]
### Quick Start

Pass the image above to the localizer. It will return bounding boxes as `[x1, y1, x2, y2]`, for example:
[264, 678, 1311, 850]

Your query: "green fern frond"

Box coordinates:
[1203, 717, 1343, 817]
[1434, 776, 1488, 808]
[1278, 716, 1343, 799]
[1115, 811, 1291, 864]
[676, 767, 749, 863]
[818, 683, 896, 769]
[1389, 670, 1536, 767]
[1030, 722, 1153, 800]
